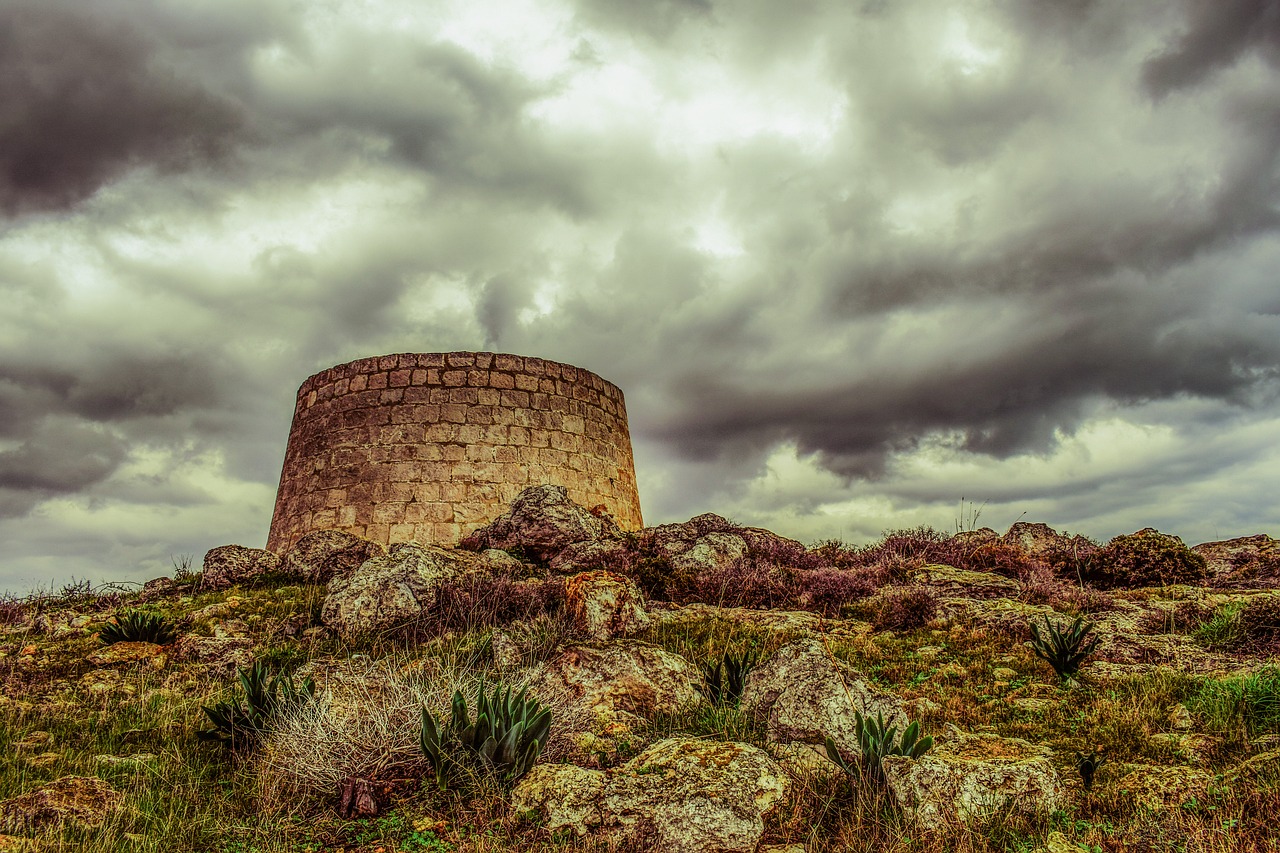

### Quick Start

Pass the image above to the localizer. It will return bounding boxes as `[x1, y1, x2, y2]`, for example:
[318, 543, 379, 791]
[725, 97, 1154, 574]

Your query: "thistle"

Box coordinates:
[1030, 614, 1100, 681]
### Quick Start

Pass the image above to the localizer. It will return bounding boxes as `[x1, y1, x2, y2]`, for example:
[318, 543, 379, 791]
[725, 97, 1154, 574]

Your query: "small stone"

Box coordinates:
[0, 776, 122, 832]
[992, 667, 1018, 681]
[1168, 703, 1192, 731]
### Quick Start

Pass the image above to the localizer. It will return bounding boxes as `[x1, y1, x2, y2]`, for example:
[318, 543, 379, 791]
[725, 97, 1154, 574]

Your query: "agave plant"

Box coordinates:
[99, 610, 177, 645]
[701, 650, 759, 708]
[420, 678, 551, 790]
[198, 661, 315, 749]
[1075, 749, 1107, 791]
[824, 709, 933, 782]
[1030, 614, 1100, 681]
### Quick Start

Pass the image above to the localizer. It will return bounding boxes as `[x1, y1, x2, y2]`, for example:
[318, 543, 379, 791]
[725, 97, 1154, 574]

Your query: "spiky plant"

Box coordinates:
[825, 710, 933, 782]
[1075, 749, 1107, 792]
[420, 678, 551, 790]
[1030, 614, 1100, 681]
[199, 662, 315, 749]
[99, 610, 176, 645]
[701, 650, 759, 708]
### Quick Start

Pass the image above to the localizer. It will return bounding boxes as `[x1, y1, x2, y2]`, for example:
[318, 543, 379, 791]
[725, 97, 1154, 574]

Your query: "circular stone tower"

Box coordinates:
[266, 352, 643, 553]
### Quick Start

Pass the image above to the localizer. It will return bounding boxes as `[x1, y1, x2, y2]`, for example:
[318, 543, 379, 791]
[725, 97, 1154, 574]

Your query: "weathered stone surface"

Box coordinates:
[85, 641, 165, 668]
[653, 602, 837, 638]
[201, 545, 282, 590]
[907, 564, 1022, 600]
[321, 542, 477, 641]
[565, 571, 650, 640]
[668, 533, 749, 577]
[510, 764, 606, 837]
[881, 727, 1064, 829]
[603, 738, 789, 853]
[951, 528, 1000, 548]
[137, 576, 177, 602]
[524, 641, 702, 717]
[1112, 763, 1213, 810]
[173, 634, 254, 672]
[460, 485, 622, 563]
[742, 638, 905, 757]
[1193, 534, 1278, 574]
[282, 530, 386, 584]
[0, 776, 122, 833]
[1002, 522, 1071, 557]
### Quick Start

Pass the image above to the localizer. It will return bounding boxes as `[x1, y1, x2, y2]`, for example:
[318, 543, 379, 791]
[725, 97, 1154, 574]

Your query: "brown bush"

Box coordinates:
[873, 586, 938, 631]
[955, 541, 1045, 580]
[429, 572, 564, 633]
[1081, 529, 1208, 589]
[798, 567, 883, 617]
[1238, 597, 1280, 656]
[688, 557, 797, 610]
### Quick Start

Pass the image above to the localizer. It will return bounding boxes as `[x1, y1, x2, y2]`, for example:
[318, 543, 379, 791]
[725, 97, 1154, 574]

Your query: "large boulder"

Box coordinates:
[565, 571, 650, 641]
[881, 727, 1064, 829]
[510, 764, 607, 837]
[1195, 534, 1280, 585]
[320, 542, 478, 641]
[1002, 522, 1069, 557]
[523, 641, 702, 718]
[460, 485, 622, 563]
[0, 776, 122, 833]
[602, 738, 789, 853]
[906, 564, 1022, 600]
[201, 545, 281, 590]
[282, 530, 386, 584]
[742, 638, 906, 757]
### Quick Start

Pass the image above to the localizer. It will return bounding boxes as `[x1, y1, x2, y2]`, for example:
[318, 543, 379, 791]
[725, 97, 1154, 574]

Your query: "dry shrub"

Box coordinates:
[844, 526, 957, 571]
[689, 557, 797, 610]
[1238, 596, 1280, 656]
[798, 567, 882, 617]
[1020, 568, 1116, 615]
[258, 655, 589, 810]
[429, 572, 564, 634]
[954, 541, 1044, 580]
[873, 586, 938, 631]
[0, 595, 24, 626]
[1081, 529, 1208, 589]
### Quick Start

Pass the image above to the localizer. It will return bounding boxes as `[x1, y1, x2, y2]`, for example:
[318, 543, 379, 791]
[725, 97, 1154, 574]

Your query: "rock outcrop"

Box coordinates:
[461, 485, 622, 563]
[282, 530, 386, 583]
[321, 542, 478, 641]
[564, 571, 650, 640]
[201, 545, 281, 590]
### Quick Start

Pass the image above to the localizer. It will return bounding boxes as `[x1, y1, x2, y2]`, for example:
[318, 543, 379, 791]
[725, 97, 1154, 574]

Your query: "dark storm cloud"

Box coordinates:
[1143, 0, 1280, 97]
[0, 420, 128, 516]
[0, 0, 251, 215]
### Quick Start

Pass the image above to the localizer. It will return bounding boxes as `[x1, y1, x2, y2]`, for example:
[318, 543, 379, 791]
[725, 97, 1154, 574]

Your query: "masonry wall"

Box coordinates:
[266, 352, 643, 553]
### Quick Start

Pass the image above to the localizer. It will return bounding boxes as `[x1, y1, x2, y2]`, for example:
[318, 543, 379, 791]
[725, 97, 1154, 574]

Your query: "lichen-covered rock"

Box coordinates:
[880, 727, 1064, 829]
[1002, 522, 1070, 557]
[565, 571, 650, 640]
[668, 533, 749, 577]
[1112, 763, 1213, 810]
[906, 564, 1022, 600]
[603, 738, 789, 853]
[510, 764, 606, 837]
[85, 641, 166, 668]
[0, 775, 122, 833]
[173, 634, 254, 672]
[1193, 534, 1278, 575]
[742, 638, 905, 757]
[524, 641, 701, 717]
[460, 485, 622, 562]
[201, 545, 282, 590]
[321, 542, 477, 641]
[282, 530, 385, 584]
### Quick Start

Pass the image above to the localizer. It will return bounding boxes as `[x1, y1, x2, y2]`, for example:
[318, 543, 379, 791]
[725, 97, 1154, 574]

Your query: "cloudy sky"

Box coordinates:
[2, 0, 1278, 594]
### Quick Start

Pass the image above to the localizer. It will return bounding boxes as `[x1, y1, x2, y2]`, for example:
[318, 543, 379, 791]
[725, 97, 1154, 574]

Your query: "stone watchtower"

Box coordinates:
[266, 352, 643, 553]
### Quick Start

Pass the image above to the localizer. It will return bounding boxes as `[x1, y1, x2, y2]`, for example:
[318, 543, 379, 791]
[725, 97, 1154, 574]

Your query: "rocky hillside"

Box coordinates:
[1, 484, 1277, 852]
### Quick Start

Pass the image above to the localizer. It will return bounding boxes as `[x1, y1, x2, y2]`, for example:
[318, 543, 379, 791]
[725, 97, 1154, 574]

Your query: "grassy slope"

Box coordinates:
[1, 569, 1278, 853]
